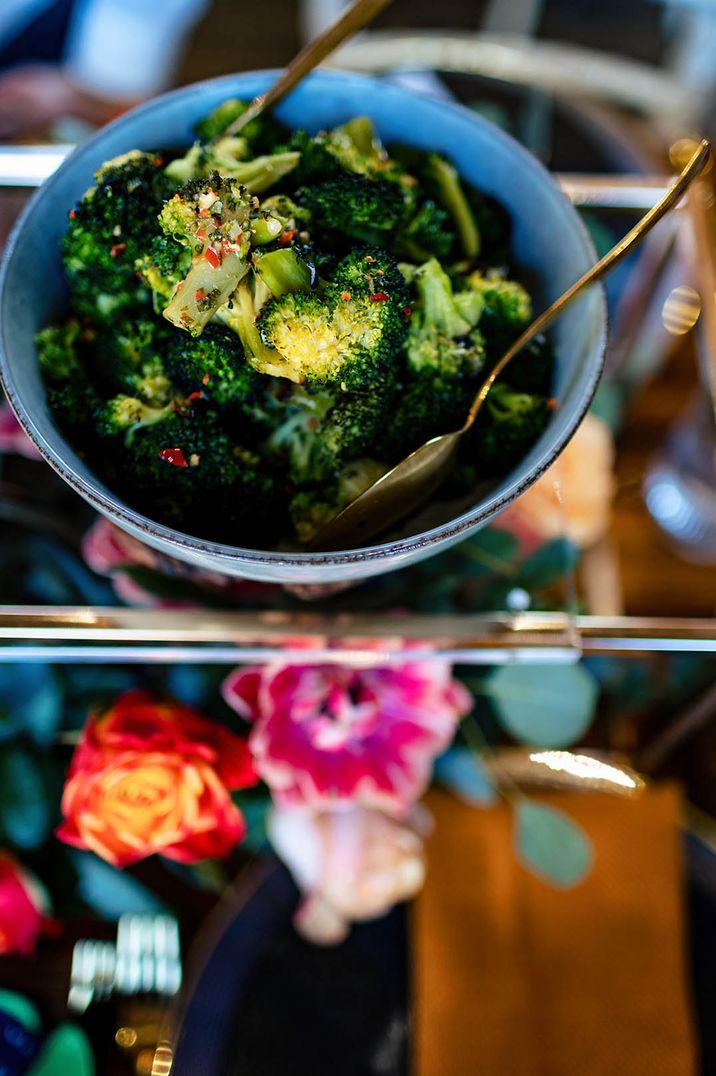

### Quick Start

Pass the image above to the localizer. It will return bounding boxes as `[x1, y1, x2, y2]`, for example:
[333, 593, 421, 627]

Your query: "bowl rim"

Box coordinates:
[0, 68, 607, 568]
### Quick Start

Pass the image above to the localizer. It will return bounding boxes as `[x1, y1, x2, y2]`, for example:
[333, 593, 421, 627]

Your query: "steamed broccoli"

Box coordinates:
[37, 321, 102, 446]
[422, 153, 480, 259]
[396, 198, 455, 262]
[378, 259, 487, 459]
[116, 410, 284, 545]
[297, 173, 406, 248]
[166, 138, 301, 193]
[136, 233, 193, 306]
[472, 382, 550, 473]
[263, 381, 393, 485]
[252, 247, 315, 297]
[159, 173, 253, 335]
[289, 458, 388, 544]
[62, 151, 173, 322]
[96, 394, 175, 442]
[465, 269, 531, 332]
[164, 322, 279, 438]
[194, 98, 287, 152]
[257, 248, 409, 388]
[90, 318, 174, 403]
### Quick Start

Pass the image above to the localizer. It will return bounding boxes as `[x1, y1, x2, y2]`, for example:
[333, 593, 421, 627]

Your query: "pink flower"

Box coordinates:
[82, 517, 275, 607]
[269, 803, 430, 945]
[223, 660, 471, 813]
[0, 853, 52, 955]
[0, 401, 41, 459]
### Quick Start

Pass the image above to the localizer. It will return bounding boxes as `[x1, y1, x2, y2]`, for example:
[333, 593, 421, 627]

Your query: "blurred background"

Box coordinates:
[2, 3, 716, 1076]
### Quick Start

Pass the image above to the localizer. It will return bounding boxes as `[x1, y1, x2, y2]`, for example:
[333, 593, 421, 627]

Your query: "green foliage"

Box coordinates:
[485, 662, 599, 748]
[514, 800, 593, 887]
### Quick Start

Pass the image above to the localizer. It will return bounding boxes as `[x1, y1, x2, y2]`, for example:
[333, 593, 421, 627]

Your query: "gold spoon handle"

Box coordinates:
[224, 0, 396, 137]
[465, 138, 711, 429]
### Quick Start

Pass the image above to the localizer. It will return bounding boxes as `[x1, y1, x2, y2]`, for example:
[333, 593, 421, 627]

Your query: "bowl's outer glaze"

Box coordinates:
[0, 70, 606, 584]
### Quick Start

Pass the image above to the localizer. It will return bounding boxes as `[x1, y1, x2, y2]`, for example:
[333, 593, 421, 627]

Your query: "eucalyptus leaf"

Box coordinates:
[29, 1024, 95, 1076]
[514, 800, 593, 887]
[0, 749, 50, 849]
[0, 665, 62, 746]
[486, 662, 599, 748]
[70, 852, 166, 920]
[0, 990, 42, 1034]
[434, 748, 497, 805]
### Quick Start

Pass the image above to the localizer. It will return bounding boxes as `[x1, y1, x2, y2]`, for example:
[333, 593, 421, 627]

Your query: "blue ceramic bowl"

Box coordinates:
[0, 70, 606, 584]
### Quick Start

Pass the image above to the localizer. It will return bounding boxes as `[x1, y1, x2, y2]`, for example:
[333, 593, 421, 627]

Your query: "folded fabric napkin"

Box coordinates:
[414, 784, 696, 1075]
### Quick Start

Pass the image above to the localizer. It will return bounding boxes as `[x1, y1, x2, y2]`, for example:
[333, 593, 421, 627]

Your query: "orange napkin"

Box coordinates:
[414, 784, 696, 1076]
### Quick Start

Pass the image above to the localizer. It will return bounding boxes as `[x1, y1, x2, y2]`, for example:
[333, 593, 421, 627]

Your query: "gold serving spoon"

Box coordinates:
[224, 0, 396, 137]
[310, 138, 711, 553]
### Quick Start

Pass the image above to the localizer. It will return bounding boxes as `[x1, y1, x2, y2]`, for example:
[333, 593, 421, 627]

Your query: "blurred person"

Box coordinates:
[0, 0, 210, 137]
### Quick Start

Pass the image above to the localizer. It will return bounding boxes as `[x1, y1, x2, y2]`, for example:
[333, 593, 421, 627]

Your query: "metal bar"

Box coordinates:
[0, 609, 713, 661]
[0, 145, 74, 186]
[0, 144, 669, 211]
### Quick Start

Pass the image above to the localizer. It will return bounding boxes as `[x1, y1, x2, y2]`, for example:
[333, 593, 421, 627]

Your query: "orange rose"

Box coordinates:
[57, 692, 257, 867]
[500, 413, 616, 550]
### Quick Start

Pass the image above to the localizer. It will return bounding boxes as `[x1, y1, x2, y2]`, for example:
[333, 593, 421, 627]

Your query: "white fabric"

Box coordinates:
[64, 0, 210, 100]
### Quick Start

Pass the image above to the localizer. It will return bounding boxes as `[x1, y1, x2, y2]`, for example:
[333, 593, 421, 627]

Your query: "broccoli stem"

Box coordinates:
[164, 252, 250, 336]
[209, 147, 301, 193]
[232, 280, 301, 381]
[250, 216, 284, 245]
[426, 154, 481, 260]
[414, 259, 475, 338]
[253, 249, 312, 297]
[341, 117, 380, 157]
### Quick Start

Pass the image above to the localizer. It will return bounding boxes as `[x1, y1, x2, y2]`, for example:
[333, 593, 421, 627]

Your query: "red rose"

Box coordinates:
[0, 853, 51, 955]
[58, 692, 257, 868]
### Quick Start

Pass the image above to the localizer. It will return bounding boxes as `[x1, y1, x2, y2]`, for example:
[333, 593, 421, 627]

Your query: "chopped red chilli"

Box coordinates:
[202, 372, 210, 385]
[276, 229, 297, 248]
[204, 247, 221, 269]
[370, 292, 390, 302]
[340, 291, 352, 301]
[68, 210, 76, 219]
[158, 447, 188, 468]
[110, 243, 126, 258]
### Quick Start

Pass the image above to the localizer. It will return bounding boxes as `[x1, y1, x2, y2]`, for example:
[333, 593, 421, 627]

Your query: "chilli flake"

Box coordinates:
[158, 447, 188, 468]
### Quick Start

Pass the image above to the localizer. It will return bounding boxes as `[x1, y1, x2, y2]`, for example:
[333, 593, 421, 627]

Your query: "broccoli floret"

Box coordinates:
[263, 381, 392, 485]
[90, 318, 174, 403]
[289, 458, 388, 545]
[159, 173, 253, 335]
[164, 322, 278, 438]
[465, 269, 532, 330]
[116, 410, 284, 546]
[263, 386, 336, 484]
[37, 319, 104, 447]
[505, 333, 555, 396]
[96, 394, 175, 443]
[377, 259, 489, 460]
[194, 98, 286, 152]
[61, 151, 173, 322]
[35, 321, 82, 382]
[473, 382, 550, 474]
[297, 173, 406, 248]
[167, 138, 301, 194]
[257, 248, 409, 389]
[396, 198, 455, 262]
[285, 118, 412, 190]
[136, 233, 193, 306]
